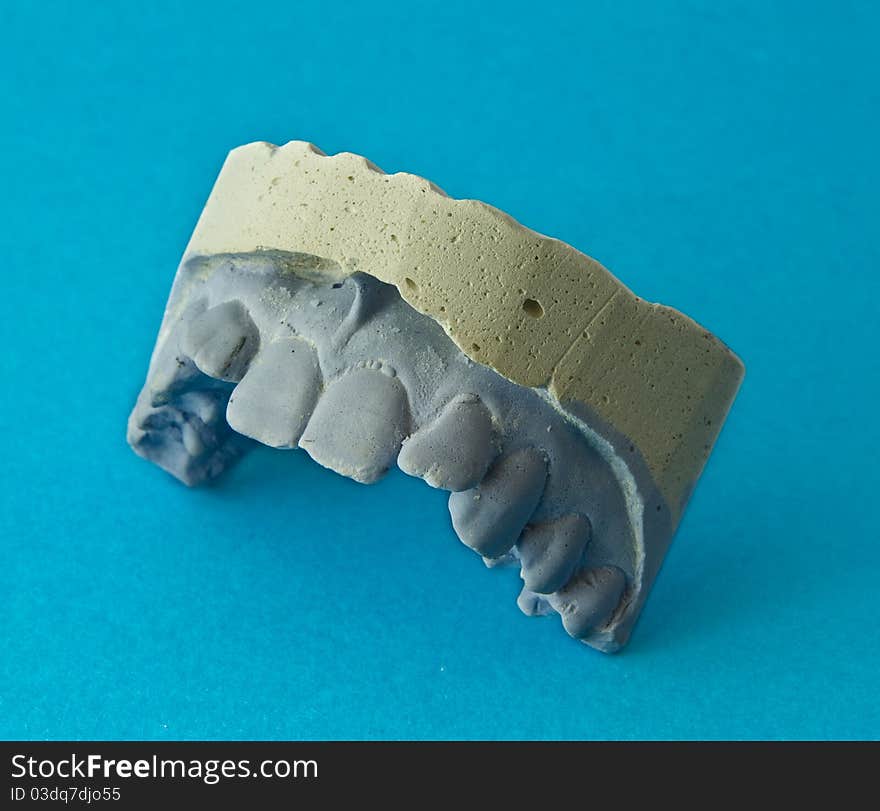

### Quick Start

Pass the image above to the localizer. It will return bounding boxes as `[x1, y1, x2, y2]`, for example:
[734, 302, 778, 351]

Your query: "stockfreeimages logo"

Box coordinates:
[10, 753, 318, 785]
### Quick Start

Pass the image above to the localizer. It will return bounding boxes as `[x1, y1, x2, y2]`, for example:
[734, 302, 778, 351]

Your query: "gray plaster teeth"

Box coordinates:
[226, 337, 322, 448]
[298, 365, 412, 484]
[129, 256, 640, 650]
[448, 447, 548, 559]
[180, 300, 260, 382]
[130, 142, 745, 652]
[548, 566, 627, 639]
[518, 513, 591, 595]
[397, 394, 495, 492]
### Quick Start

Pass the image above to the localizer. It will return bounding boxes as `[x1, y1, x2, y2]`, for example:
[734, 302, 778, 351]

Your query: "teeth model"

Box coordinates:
[128, 141, 744, 652]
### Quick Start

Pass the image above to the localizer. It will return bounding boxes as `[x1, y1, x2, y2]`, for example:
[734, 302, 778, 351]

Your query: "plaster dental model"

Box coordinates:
[128, 141, 744, 652]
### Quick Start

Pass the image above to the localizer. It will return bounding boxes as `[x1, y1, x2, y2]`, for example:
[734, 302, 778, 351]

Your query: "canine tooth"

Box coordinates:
[181, 300, 259, 382]
[518, 513, 591, 595]
[299, 366, 411, 483]
[398, 394, 494, 491]
[226, 337, 321, 448]
[548, 566, 627, 640]
[448, 447, 547, 559]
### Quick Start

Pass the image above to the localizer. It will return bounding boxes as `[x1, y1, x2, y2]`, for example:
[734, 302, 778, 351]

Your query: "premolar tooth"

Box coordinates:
[180, 300, 259, 382]
[548, 566, 626, 640]
[518, 513, 591, 595]
[398, 394, 495, 491]
[226, 337, 321, 448]
[299, 365, 411, 483]
[448, 447, 547, 559]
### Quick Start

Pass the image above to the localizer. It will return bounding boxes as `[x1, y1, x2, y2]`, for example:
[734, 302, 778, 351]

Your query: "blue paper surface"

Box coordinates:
[1, 1, 877, 740]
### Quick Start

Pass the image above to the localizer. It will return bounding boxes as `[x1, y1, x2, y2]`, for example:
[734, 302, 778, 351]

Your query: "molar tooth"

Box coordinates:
[298, 365, 411, 483]
[548, 566, 627, 640]
[180, 300, 259, 382]
[518, 513, 591, 595]
[448, 447, 547, 559]
[226, 337, 321, 448]
[397, 394, 495, 491]
[516, 587, 553, 617]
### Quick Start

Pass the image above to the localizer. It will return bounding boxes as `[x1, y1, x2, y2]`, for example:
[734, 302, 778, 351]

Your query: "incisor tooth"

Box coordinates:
[226, 337, 321, 448]
[181, 300, 259, 383]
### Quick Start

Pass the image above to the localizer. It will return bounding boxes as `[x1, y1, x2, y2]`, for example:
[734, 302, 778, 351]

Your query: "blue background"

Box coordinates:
[1, 1, 877, 740]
